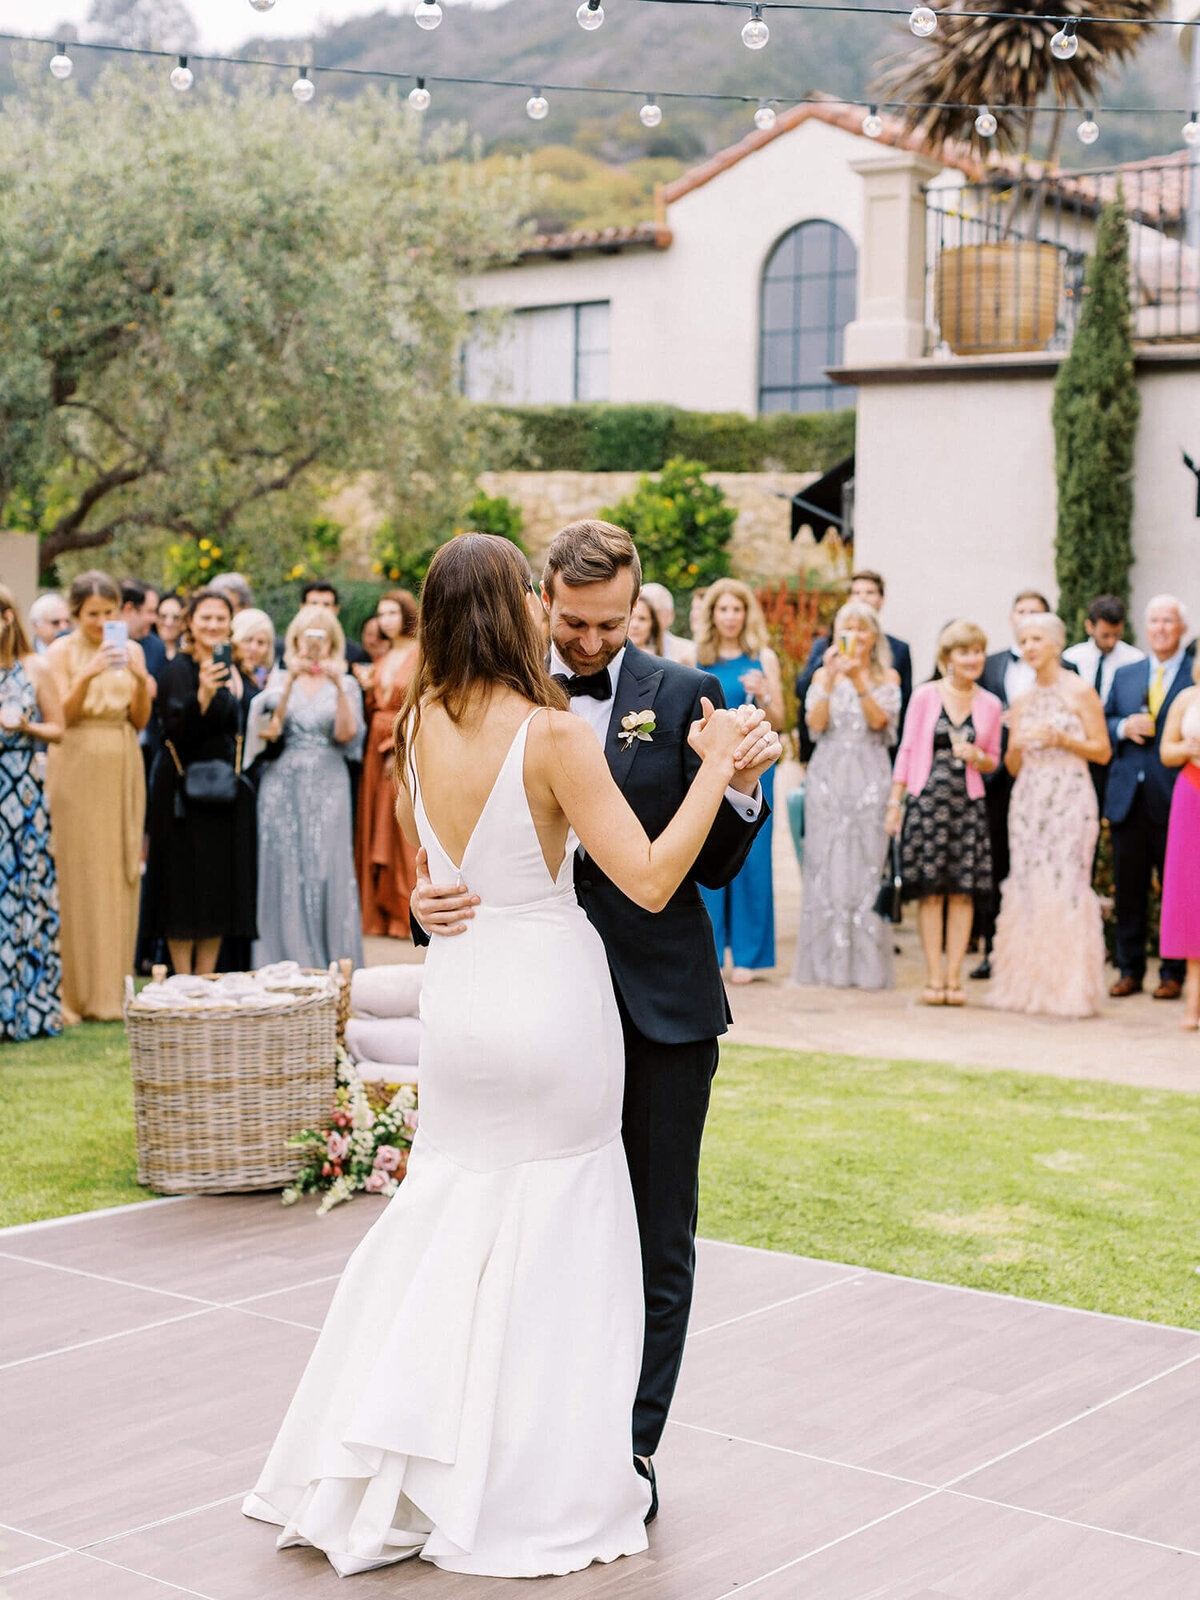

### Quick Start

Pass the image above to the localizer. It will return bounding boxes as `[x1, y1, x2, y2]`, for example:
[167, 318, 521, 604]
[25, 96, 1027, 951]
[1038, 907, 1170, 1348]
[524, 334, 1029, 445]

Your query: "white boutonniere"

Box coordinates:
[619, 708, 657, 751]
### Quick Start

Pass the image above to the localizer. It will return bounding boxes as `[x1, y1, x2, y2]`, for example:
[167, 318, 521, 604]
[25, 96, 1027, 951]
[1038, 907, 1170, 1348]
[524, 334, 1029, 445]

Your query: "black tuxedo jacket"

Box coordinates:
[572, 642, 769, 1046]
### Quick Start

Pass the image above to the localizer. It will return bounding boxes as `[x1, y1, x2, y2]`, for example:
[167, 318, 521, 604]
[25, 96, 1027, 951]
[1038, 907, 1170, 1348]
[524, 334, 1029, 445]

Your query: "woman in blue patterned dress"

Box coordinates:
[695, 579, 784, 981]
[0, 587, 65, 1039]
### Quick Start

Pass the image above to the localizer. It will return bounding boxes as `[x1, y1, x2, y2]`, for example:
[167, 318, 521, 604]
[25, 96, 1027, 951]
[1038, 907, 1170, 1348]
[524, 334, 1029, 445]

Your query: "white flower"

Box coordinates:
[619, 708, 656, 751]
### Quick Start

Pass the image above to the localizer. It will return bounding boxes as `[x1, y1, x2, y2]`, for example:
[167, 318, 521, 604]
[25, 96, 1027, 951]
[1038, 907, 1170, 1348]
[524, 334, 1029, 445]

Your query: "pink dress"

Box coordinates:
[988, 687, 1106, 1019]
[1161, 700, 1200, 961]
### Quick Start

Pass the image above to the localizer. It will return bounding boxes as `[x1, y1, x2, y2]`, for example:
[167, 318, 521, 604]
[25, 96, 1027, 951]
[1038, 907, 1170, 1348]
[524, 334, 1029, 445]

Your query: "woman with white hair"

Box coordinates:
[231, 607, 276, 692]
[248, 605, 365, 969]
[794, 600, 901, 988]
[988, 611, 1111, 1018]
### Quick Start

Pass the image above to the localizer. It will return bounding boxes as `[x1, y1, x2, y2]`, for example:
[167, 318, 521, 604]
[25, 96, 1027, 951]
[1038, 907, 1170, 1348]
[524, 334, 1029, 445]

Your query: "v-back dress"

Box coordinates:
[244, 708, 650, 1577]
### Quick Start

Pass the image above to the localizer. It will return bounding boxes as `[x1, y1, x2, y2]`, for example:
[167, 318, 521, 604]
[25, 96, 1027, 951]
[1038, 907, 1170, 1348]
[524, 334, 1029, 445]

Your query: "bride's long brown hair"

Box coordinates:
[394, 533, 567, 780]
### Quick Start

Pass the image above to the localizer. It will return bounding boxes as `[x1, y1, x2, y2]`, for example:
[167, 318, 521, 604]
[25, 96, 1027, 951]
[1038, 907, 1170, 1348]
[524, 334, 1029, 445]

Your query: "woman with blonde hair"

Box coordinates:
[247, 605, 365, 968]
[231, 608, 276, 692]
[0, 586, 64, 1037]
[695, 578, 784, 980]
[45, 571, 152, 1020]
[794, 600, 901, 989]
[887, 620, 1002, 1005]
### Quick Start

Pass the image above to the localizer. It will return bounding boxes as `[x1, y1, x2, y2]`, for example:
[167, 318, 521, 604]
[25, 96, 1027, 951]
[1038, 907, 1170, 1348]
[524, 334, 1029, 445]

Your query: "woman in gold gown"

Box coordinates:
[45, 571, 152, 1022]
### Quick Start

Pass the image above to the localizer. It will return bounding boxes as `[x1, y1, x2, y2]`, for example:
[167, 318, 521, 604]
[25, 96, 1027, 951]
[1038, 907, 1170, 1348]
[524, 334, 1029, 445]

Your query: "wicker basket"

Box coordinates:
[936, 242, 1062, 355]
[124, 971, 342, 1194]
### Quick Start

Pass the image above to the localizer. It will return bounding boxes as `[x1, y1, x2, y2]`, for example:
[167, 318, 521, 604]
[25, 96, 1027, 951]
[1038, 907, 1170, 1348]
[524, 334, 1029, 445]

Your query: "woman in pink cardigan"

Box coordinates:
[886, 621, 1003, 1005]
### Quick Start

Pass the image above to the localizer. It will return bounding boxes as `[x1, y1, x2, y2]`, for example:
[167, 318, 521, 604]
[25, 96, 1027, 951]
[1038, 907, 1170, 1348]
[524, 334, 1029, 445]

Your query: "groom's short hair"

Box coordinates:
[543, 520, 642, 600]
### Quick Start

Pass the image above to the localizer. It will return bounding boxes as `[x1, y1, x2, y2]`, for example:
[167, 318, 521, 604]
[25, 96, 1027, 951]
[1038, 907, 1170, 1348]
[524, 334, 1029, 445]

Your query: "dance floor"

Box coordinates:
[3, 1194, 1199, 1599]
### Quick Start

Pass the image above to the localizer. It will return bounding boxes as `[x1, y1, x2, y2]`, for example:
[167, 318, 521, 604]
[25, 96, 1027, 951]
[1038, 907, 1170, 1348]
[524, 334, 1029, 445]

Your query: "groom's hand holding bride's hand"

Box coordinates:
[410, 847, 480, 939]
[693, 698, 783, 794]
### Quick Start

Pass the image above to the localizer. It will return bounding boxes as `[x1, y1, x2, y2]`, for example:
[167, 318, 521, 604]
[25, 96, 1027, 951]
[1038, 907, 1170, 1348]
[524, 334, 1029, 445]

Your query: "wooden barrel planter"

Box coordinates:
[935, 242, 1062, 355]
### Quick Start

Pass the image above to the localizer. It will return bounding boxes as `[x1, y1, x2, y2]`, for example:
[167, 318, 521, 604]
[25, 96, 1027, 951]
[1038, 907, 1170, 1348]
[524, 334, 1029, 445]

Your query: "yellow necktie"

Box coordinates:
[1148, 664, 1165, 719]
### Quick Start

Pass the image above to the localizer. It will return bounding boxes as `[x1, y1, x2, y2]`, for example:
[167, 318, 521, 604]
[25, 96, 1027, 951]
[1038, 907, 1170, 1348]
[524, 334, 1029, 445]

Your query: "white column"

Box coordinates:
[842, 149, 944, 366]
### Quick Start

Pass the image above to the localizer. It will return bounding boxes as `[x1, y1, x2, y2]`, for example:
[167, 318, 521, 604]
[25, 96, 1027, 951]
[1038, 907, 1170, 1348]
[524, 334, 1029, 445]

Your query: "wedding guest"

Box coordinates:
[1064, 595, 1144, 814]
[795, 570, 912, 760]
[121, 579, 160, 651]
[360, 616, 388, 665]
[794, 600, 901, 989]
[641, 582, 697, 666]
[45, 571, 151, 1021]
[989, 614, 1110, 1018]
[357, 590, 420, 939]
[301, 580, 369, 666]
[696, 578, 784, 981]
[144, 589, 257, 976]
[248, 606, 364, 970]
[28, 593, 71, 654]
[1105, 595, 1195, 1000]
[628, 594, 665, 657]
[688, 588, 708, 644]
[231, 608, 276, 692]
[0, 587, 64, 1039]
[888, 621, 1001, 1005]
[1160, 656, 1200, 1029]
[208, 572, 254, 613]
[156, 594, 184, 662]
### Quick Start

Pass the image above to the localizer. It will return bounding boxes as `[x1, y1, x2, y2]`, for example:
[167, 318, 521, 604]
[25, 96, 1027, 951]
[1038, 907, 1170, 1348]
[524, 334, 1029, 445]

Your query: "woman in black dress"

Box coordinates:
[144, 587, 257, 975]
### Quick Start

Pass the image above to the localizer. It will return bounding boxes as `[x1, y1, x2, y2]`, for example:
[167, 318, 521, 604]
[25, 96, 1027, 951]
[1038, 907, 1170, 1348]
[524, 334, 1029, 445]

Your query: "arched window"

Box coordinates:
[759, 220, 857, 414]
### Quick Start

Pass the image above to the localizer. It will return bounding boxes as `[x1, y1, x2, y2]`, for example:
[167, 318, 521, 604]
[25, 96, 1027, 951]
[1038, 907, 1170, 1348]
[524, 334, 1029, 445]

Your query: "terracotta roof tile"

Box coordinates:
[518, 221, 672, 259]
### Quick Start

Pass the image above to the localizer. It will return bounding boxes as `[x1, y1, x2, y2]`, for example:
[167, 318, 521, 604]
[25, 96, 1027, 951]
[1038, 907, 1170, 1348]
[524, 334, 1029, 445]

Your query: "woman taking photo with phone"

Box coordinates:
[247, 606, 365, 970]
[143, 587, 258, 976]
[45, 571, 152, 1021]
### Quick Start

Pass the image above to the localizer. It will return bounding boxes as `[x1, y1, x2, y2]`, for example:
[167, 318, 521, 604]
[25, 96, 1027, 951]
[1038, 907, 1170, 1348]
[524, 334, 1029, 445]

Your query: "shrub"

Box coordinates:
[461, 490, 525, 549]
[598, 458, 735, 592]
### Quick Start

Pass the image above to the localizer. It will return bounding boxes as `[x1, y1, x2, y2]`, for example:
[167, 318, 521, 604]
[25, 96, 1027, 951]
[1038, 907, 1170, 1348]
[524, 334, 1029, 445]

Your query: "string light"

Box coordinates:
[974, 105, 997, 137]
[292, 66, 315, 102]
[1184, 112, 1200, 146]
[909, 6, 938, 36]
[1050, 18, 1079, 59]
[414, 0, 443, 30]
[526, 90, 549, 120]
[577, 0, 605, 29]
[640, 95, 663, 126]
[49, 43, 73, 79]
[741, 4, 770, 48]
[248, 0, 276, 11]
[754, 99, 777, 129]
[861, 104, 883, 137]
[1077, 110, 1099, 143]
[169, 55, 194, 92]
[408, 76, 431, 110]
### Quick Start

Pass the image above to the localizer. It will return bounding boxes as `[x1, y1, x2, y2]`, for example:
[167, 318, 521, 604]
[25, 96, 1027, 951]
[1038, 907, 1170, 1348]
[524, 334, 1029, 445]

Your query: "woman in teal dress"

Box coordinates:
[0, 587, 65, 1040]
[695, 579, 784, 981]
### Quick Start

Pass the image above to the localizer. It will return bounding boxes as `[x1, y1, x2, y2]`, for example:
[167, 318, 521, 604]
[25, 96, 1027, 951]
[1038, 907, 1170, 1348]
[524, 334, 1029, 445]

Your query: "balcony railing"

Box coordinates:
[924, 155, 1200, 355]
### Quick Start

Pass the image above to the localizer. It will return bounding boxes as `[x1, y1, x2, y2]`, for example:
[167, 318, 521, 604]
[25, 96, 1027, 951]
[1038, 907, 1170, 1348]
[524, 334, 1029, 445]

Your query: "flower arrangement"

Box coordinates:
[282, 1045, 418, 1214]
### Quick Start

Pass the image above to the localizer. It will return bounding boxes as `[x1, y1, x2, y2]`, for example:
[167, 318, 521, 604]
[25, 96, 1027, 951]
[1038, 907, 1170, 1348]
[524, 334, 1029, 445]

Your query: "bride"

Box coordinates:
[243, 533, 751, 1579]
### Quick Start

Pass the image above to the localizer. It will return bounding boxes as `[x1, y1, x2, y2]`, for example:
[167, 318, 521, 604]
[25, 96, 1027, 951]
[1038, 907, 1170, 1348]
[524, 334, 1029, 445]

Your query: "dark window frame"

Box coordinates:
[757, 220, 857, 415]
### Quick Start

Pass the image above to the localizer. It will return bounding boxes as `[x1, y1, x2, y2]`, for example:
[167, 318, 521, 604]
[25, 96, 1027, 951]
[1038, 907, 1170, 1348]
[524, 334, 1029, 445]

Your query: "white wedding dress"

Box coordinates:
[243, 709, 651, 1577]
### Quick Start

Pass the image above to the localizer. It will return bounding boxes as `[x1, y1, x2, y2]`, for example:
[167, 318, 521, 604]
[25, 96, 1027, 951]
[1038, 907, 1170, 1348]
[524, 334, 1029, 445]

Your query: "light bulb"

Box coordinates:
[414, 0, 442, 30]
[974, 106, 997, 138]
[577, 0, 604, 29]
[741, 6, 769, 48]
[754, 101, 777, 131]
[1050, 19, 1078, 60]
[909, 5, 937, 36]
[861, 106, 883, 138]
[170, 57, 194, 92]
[640, 98, 662, 128]
[249, 0, 276, 11]
[1184, 114, 1200, 147]
[49, 47, 73, 79]
[409, 78, 431, 111]
[526, 92, 549, 121]
[1077, 114, 1099, 145]
[292, 69, 315, 102]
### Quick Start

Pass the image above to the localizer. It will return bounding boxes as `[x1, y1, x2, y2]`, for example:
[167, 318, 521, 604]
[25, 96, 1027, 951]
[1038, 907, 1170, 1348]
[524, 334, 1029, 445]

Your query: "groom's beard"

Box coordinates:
[551, 629, 629, 678]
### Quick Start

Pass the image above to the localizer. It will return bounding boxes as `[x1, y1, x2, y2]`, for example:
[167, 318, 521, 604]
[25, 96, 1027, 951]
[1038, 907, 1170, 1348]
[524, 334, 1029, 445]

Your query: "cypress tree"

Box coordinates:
[1052, 194, 1140, 642]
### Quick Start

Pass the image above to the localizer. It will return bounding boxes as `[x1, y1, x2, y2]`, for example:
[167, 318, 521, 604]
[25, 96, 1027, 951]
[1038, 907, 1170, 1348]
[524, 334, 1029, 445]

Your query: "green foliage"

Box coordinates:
[598, 458, 734, 591]
[461, 490, 525, 549]
[1052, 196, 1140, 641]
[0, 60, 527, 580]
[485, 403, 855, 474]
[476, 145, 684, 234]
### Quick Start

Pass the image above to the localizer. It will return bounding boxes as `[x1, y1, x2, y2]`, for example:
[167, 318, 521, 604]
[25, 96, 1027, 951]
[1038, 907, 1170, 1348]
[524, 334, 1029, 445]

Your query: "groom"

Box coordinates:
[412, 520, 781, 1516]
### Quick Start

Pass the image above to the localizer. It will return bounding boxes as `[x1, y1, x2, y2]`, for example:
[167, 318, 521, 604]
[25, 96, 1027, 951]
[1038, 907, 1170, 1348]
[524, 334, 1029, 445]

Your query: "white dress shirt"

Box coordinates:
[1003, 648, 1036, 706]
[1062, 637, 1144, 704]
[549, 645, 762, 821]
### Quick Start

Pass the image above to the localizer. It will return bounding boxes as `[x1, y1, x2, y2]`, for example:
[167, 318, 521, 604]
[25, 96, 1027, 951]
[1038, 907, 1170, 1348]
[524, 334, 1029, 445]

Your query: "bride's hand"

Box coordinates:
[687, 698, 743, 772]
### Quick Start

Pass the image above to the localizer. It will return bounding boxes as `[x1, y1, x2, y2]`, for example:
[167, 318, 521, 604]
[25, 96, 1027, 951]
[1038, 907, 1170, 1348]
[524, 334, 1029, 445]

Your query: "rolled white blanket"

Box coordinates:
[349, 964, 423, 1019]
[345, 1016, 422, 1071]
[353, 1058, 420, 1087]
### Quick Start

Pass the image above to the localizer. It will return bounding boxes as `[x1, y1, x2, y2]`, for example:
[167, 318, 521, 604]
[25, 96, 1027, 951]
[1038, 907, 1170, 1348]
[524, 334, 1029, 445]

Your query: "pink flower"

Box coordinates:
[327, 1131, 351, 1161]
[402, 1110, 419, 1133]
[374, 1145, 401, 1173]
[364, 1171, 388, 1192]
[321, 1161, 333, 1177]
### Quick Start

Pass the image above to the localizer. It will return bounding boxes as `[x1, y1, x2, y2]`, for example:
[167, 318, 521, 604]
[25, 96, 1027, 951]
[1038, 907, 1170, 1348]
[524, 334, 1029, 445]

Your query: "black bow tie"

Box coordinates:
[554, 671, 612, 702]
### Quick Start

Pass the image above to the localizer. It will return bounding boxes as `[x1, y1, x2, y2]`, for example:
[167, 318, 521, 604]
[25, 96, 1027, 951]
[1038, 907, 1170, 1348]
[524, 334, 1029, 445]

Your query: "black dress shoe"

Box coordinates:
[633, 1455, 658, 1524]
[969, 957, 991, 980]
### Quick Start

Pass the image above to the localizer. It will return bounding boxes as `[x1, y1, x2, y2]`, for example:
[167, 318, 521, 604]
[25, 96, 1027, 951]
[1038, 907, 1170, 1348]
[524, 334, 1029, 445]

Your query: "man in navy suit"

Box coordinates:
[1104, 595, 1194, 999]
[794, 570, 912, 760]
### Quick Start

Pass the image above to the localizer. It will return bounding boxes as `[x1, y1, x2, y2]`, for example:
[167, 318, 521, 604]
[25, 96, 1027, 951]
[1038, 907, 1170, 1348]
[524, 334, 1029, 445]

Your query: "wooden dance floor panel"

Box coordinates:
[2, 1194, 1199, 1598]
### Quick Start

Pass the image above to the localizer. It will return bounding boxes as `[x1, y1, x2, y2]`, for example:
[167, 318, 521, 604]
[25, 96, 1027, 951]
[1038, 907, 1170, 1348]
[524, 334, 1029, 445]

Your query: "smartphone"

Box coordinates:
[102, 619, 128, 664]
[213, 642, 233, 674]
[837, 632, 853, 655]
[302, 628, 325, 662]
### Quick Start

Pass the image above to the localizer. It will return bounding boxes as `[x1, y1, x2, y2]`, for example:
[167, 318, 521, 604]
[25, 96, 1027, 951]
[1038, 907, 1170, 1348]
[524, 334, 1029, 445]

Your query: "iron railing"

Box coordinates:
[924, 155, 1200, 355]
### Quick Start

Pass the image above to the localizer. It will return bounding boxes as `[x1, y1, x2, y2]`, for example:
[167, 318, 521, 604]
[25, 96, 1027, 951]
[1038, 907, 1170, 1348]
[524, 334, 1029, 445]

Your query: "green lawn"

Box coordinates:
[3, 1027, 1198, 1329]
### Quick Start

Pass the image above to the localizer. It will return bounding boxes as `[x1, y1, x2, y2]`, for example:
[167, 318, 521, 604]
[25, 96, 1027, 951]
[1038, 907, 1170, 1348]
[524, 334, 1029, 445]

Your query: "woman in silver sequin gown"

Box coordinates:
[793, 604, 900, 990]
[248, 608, 365, 972]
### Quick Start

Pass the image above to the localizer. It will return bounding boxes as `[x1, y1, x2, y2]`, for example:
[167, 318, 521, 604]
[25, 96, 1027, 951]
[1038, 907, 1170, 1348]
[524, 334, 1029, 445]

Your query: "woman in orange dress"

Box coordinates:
[356, 589, 420, 938]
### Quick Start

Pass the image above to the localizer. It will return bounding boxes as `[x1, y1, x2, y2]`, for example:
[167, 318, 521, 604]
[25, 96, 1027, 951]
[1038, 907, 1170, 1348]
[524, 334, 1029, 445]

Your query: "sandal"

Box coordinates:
[944, 987, 967, 1007]
[921, 985, 946, 1006]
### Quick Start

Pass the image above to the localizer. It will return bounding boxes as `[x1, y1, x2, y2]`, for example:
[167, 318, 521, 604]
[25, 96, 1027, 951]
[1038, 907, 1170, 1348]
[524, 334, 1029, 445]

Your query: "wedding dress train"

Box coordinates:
[243, 709, 651, 1576]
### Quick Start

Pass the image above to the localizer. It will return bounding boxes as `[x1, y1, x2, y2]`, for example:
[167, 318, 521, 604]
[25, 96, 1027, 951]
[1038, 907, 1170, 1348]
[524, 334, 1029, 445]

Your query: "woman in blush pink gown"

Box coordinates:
[1160, 664, 1200, 1029]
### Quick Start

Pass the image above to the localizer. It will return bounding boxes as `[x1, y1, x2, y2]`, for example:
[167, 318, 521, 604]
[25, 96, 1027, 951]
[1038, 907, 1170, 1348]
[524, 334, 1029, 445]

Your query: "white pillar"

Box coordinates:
[842, 149, 944, 366]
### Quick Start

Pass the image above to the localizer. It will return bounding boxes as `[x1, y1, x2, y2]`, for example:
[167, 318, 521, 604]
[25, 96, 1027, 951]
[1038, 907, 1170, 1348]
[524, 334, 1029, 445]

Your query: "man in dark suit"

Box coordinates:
[1104, 595, 1194, 999]
[794, 569, 911, 761]
[411, 520, 780, 1520]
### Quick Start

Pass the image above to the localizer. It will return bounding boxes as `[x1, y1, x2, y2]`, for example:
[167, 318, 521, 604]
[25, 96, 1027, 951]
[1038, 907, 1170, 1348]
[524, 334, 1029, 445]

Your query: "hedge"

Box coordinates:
[479, 403, 855, 475]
